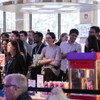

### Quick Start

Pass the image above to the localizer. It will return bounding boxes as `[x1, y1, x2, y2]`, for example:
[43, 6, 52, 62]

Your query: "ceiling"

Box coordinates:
[0, 0, 100, 13]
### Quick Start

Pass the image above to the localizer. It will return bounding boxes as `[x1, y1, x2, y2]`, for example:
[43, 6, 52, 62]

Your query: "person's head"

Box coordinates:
[46, 32, 56, 45]
[89, 26, 100, 37]
[69, 29, 79, 43]
[46, 87, 68, 100]
[1, 33, 9, 41]
[19, 31, 27, 43]
[34, 32, 43, 44]
[10, 31, 20, 40]
[2, 74, 28, 100]
[16, 39, 25, 54]
[2, 39, 9, 51]
[88, 35, 99, 52]
[28, 30, 34, 42]
[61, 33, 68, 42]
[7, 40, 20, 57]
[47, 29, 50, 33]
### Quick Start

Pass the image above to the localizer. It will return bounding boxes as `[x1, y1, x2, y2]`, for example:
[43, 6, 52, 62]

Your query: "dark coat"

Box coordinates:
[6, 54, 27, 76]
[15, 92, 32, 100]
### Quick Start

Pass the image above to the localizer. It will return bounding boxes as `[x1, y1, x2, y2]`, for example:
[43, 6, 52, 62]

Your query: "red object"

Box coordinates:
[70, 61, 94, 69]
[84, 14, 88, 19]
[70, 94, 96, 100]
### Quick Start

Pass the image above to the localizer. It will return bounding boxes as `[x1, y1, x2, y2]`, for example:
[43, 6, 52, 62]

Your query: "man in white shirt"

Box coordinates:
[60, 28, 81, 81]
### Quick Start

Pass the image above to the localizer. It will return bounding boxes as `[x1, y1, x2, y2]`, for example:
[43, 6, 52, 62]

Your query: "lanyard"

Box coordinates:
[35, 43, 42, 55]
[6, 60, 12, 73]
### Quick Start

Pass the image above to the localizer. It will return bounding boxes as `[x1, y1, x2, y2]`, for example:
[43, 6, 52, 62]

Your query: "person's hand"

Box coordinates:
[70, 50, 77, 53]
[48, 58, 54, 62]
[43, 57, 47, 60]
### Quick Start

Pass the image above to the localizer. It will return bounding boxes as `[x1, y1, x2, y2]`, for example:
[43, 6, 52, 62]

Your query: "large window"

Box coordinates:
[32, 14, 58, 39]
[6, 12, 16, 31]
[61, 11, 80, 34]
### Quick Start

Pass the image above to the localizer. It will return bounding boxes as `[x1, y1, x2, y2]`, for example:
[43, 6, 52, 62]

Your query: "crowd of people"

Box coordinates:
[0, 26, 99, 82]
[0, 26, 100, 100]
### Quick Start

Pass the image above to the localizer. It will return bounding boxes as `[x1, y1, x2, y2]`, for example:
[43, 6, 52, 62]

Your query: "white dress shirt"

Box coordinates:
[60, 41, 81, 73]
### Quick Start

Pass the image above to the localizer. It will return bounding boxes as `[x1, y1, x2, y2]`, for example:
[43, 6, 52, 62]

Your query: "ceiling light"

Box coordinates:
[21, 7, 40, 10]
[58, 7, 77, 11]
[37, 10, 55, 13]
[42, 5, 63, 9]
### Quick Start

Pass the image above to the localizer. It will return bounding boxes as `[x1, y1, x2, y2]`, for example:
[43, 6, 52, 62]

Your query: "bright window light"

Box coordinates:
[37, 10, 55, 13]
[42, 5, 63, 9]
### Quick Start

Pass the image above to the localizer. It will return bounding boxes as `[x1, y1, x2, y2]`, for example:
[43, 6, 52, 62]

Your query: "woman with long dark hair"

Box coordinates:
[16, 39, 32, 75]
[5, 40, 27, 75]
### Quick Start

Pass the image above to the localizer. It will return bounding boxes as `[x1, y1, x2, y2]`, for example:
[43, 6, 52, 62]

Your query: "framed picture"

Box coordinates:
[75, 24, 92, 37]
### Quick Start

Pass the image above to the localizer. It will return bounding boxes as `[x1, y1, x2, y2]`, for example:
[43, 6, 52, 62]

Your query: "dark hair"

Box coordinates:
[34, 32, 43, 40]
[55, 33, 67, 46]
[7, 40, 20, 60]
[28, 30, 35, 37]
[12, 30, 20, 38]
[69, 29, 79, 35]
[2, 39, 9, 44]
[20, 31, 27, 37]
[1, 39, 9, 53]
[46, 32, 56, 39]
[47, 29, 50, 32]
[88, 35, 99, 52]
[16, 39, 25, 54]
[91, 26, 100, 33]
[1, 33, 9, 38]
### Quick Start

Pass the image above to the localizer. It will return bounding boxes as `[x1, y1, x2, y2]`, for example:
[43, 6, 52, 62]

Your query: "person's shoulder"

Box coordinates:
[60, 41, 68, 47]
[15, 92, 32, 100]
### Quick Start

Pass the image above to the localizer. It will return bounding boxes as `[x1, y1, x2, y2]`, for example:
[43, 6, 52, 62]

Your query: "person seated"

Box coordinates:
[46, 87, 68, 100]
[2, 73, 32, 100]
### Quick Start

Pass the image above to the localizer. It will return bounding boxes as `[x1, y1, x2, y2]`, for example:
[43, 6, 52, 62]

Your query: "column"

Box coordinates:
[58, 13, 61, 39]
[29, 13, 32, 30]
[3, 11, 6, 32]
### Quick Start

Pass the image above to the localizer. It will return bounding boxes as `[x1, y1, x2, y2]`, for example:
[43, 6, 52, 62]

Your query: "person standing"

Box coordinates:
[5, 40, 27, 76]
[31, 32, 46, 80]
[60, 29, 81, 81]
[38, 32, 61, 81]
[10, 31, 20, 40]
[85, 26, 100, 52]
[28, 30, 36, 49]
[20, 31, 32, 57]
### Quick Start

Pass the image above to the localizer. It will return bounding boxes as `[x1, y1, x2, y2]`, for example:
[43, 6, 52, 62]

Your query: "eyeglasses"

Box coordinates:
[46, 37, 52, 39]
[3, 84, 17, 88]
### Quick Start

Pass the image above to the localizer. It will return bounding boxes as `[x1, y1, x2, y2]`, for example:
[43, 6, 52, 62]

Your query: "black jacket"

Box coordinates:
[6, 54, 27, 76]
[15, 92, 32, 100]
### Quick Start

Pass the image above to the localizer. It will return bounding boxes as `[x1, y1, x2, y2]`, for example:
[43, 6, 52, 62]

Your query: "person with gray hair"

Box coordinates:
[2, 74, 32, 100]
[46, 87, 68, 100]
